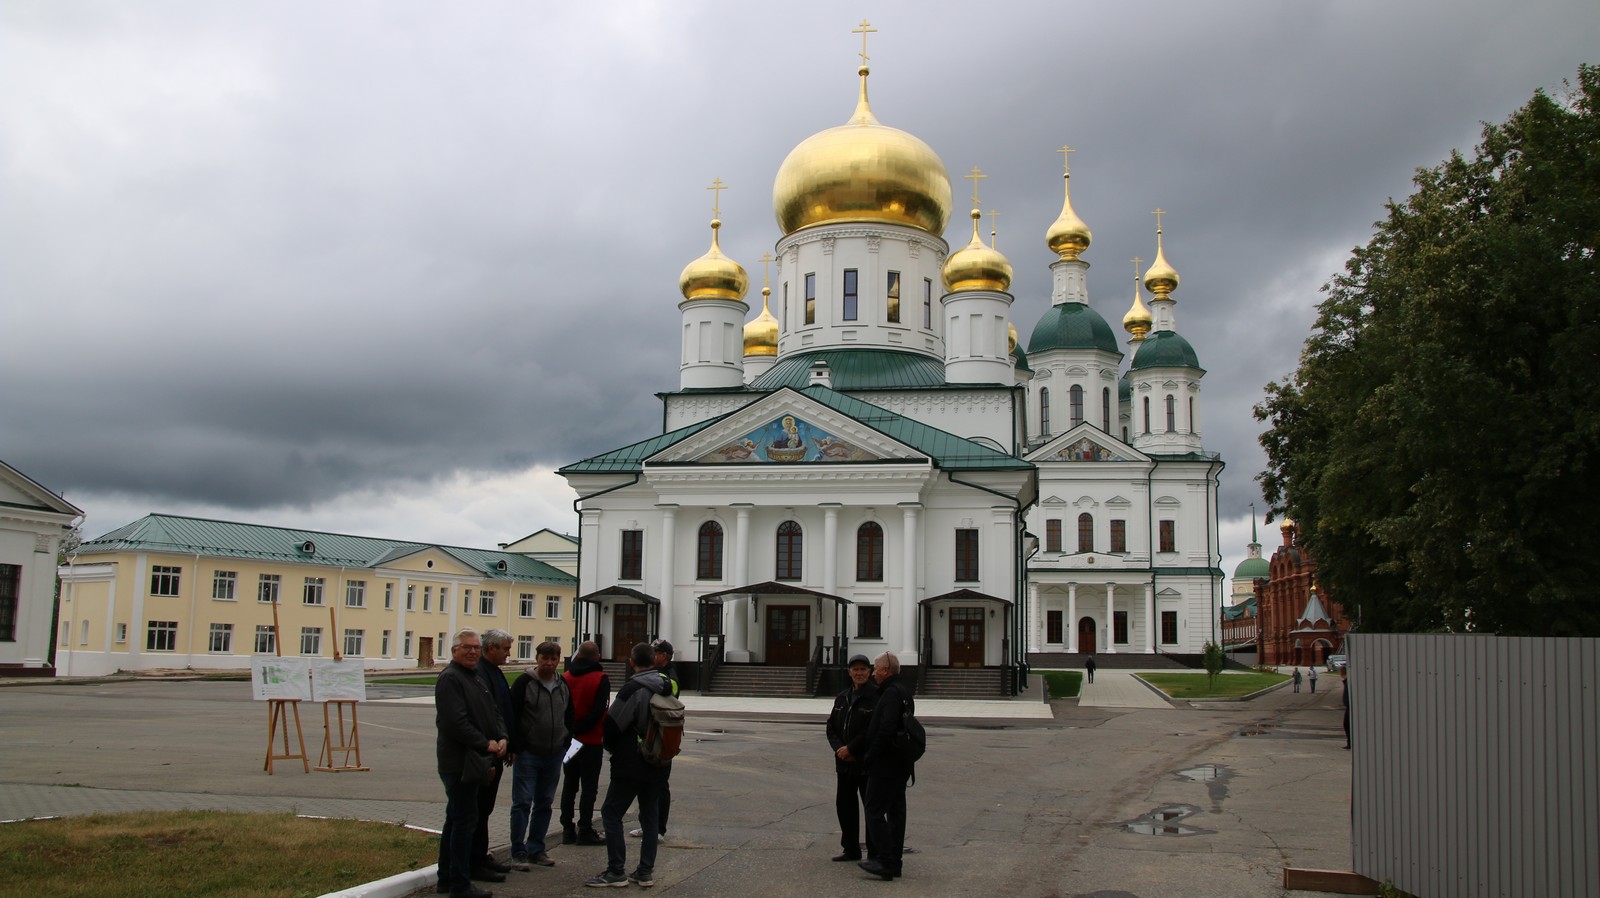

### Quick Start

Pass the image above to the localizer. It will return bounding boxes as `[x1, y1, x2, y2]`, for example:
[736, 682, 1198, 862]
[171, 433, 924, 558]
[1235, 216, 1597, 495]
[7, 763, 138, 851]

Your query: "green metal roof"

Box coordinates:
[1130, 330, 1204, 371]
[76, 514, 574, 584]
[748, 348, 952, 390]
[1233, 556, 1270, 579]
[1027, 302, 1121, 355]
[1012, 345, 1032, 373]
[559, 416, 726, 474]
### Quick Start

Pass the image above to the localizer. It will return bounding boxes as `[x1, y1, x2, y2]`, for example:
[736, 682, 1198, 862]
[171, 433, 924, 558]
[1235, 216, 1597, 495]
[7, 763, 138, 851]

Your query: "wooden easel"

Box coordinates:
[316, 699, 369, 772]
[264, 698, 310, 774]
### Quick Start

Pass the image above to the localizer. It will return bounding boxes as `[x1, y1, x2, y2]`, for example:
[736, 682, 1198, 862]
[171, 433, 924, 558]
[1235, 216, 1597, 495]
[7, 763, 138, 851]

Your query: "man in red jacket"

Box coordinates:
[560, 640, 610, 846]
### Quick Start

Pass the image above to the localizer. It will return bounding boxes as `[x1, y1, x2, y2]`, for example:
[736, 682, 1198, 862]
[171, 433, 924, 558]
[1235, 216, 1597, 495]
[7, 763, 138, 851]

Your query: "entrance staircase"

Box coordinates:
[918, 666, 1006, 699]
[706, 664, 809, 697]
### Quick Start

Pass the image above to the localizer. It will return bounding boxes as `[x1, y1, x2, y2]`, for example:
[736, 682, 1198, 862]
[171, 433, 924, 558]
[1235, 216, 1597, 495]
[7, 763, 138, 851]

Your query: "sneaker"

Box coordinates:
[585, 869, 629, 888]
[628, 869, 655, 888]
[578, 827, 608, 846]
[509, 854, 532, 872]
[628, 827, 644, 838]
[530, 851, 555, 867]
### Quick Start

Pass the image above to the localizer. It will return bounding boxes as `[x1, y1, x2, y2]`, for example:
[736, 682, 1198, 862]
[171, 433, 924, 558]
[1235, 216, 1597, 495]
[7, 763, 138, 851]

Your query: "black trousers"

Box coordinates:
[835, 769, 873, 856]
[561, 743, 603, 828]
[864, 772, 909, 873]
[471, 760, 504, 864]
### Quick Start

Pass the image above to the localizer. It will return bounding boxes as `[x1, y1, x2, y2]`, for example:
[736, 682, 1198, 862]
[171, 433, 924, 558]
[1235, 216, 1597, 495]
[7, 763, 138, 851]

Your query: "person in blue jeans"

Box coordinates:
[587, 642, 670, 888]
[510, 641, 575, 869]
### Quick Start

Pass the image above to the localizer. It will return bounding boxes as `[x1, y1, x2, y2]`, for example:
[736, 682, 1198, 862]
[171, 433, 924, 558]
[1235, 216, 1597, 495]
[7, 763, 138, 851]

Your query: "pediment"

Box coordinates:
[378, 547, 477, 577]
[1027, 422, 1146, 464]
[656, 390, 918, 465]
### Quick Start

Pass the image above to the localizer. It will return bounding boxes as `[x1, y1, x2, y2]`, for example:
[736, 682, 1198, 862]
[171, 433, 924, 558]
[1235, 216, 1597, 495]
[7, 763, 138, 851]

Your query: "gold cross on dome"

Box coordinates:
[707, 178, 727, 217]
[852, 19, 877, 66]
[758, 251, 775, 288]
[1131, 256, 1143, 278]
[963, 166, 987, 206]
[1057, 144, 1075, 175]
[1152, 207, 1166, 234]
[988, 209, 1001, 248]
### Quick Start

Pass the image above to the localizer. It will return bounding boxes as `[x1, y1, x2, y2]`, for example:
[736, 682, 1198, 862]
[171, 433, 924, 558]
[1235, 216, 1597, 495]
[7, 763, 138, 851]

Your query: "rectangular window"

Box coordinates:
[1046, 610, 1063, 643]
[80, 619, 89, 644]
[423, 585, 432, 612]
[1114, 611, 1129, 644]
[300, 626, 322, 656]
[1077, 514, 1095, 553]
[208, 623, 233, 653]
[150, 565, 181, 597]
[461, 589, 473, 614]
[1045, 519, 1062, 553]
[479, 590, 496, 616]
[343, 628, 364, 657]
[212, 571, 237, 601]
[804, 273, 816, 324]
[0, 564, 18, 641]
[381, 629, 391, 656]
[546, 595, 561, 620]
[406, 584, 415, 611]
[1110, 519, 1127, 554]
[857, 605, 883, 639]
[886, 271, 901, 323]
[146, 620, 178, 652]
[303, 577, 324, 606]
[842, 268, 858, 320]
[384, 583, 394, 610]
[439, 587, 449, 614]
[699, 602, 722, 636]
[257, 574, 281, 604]
[116, 622, 128, 643]
[404, 631, 413, 656]
[544, 636, 562, 650]
[254, 625, 275, 654]
[517, 635, 534, 658]
[1161, 610, 1178, 645]
[519, 594, 536, 618]
[60, 621, 68, 646]
[923, 278, 933, 327]
[345, 580, 366, 608]
[620, 529, 643, 580]
[783, 281, 789, 325]
[1159, 520, 1176, 553]
[955, 529, 980, 582]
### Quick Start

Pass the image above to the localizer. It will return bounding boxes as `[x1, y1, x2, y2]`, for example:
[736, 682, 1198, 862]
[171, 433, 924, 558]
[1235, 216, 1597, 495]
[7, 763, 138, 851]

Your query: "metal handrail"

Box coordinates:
[805, 636, 824, 695]
[702, 633, 724, 694]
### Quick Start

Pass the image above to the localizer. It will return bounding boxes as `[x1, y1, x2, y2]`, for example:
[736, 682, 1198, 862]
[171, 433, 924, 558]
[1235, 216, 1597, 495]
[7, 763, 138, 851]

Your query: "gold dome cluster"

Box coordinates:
[943, 209, 1013, 293]
[679, 219, 749, 302]
[743, 286, 778, 356]
[1045, 150, 1092, 259]
[772, 66, 953, 237]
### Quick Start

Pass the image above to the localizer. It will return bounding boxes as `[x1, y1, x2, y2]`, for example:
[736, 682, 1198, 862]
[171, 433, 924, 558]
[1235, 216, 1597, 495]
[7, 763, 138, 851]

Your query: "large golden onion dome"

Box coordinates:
[1045, 166, 1092, 260]
[1144, 219, 1180, 299]
[743, 286, 778, 356]
[942, 209, 1013, 293]
[679, 219, 749, 302]
[773, 66, 952, 237]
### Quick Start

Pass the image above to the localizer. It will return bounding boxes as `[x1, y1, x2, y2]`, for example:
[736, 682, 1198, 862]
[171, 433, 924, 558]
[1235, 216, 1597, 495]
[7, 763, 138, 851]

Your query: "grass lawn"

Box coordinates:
[0, 811, 434, 898]
[1137, 670, 1288, 698]
[1038, 669, 1083, 699]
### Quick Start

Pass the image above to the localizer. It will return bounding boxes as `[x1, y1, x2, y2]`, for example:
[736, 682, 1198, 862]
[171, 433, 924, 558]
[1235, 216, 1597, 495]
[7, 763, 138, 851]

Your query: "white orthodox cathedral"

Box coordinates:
[560, 42, 1223, 693]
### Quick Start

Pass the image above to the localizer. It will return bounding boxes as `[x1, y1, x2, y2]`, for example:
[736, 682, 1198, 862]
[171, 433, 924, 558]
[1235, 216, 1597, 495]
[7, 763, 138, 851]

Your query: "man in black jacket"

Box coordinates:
[470, 628, 515, 883]
[509, 641, 574, 869]
[860, 651, 913, 881]
[587, 642, 670, 888]
[435, 628, 507, 898]
[826, 654, 878, 862]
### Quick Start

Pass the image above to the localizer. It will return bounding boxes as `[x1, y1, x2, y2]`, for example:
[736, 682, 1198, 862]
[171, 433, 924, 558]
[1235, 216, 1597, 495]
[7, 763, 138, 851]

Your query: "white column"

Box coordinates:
[727, 506, 750, 660]
[900, 503, 921, 663]
[1026, 581, 1041, 652]
[1067, 583, 1078, 653]
[1105, 583, 1117, 654]
[1145, 581, 1157, 653]
[822, 504, 839, 596]
[733, 506, 751, 586]
[657, 506, 677, 649]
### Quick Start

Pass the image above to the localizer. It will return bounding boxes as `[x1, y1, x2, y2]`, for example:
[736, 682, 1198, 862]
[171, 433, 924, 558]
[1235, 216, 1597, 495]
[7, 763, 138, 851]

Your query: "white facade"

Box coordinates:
[0, 460, 83, 672]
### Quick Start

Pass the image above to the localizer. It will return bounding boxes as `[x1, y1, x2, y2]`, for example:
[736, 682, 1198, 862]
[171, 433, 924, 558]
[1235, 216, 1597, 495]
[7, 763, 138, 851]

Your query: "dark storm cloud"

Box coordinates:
[2, 0, 1593, 548]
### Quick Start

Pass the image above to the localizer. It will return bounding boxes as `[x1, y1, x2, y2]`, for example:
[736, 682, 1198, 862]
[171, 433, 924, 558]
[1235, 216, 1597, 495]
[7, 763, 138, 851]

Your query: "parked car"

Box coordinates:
[1326, 654, 1347, 671]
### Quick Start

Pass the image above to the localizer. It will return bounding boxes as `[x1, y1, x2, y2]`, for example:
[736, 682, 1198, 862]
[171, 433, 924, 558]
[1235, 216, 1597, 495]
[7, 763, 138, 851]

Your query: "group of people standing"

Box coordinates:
[826, 652, 917, 880]
[432, 628, 678, 897]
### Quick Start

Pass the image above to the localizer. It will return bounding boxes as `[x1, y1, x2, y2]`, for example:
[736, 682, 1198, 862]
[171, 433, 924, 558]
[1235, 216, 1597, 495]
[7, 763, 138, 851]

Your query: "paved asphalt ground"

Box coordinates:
[0, 671, 1355, 898]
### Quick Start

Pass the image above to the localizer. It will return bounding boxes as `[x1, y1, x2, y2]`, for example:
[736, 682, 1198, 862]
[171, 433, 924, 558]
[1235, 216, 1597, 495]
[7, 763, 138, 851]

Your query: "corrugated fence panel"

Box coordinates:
[1350, 634, 1600, 898]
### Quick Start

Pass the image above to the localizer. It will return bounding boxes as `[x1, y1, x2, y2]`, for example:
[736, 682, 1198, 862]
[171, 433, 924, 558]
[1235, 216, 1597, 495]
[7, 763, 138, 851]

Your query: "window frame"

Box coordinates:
[546, 595, 562, 620]
[253, 625, 275, 654]
[478, 590, 496, 617]
[804, 272, 816, 325]
[1159, 519, 1176, 553]
[1039, 387, 1051, 436]
[886, 271, 901, 323]
[300, 626, 322, 656]
[150, 565, 181, 597]
[775, 520, 803, 581]
[954, 528, 980, 582]
[212, 570, 237, 601]
[302, 576, 325, 607]
[857, 605, 883, 639]
[257, 574, 281, 604]
[1077, 513, 1094, 553]
[207, 623, 232, 653]
[1110, 519, 1128, 554]
[146, 620, 178, 652]
[519, 593, 537, 619]
[1161, 610, 1179, 645]
[841, 269, 858, 320]
[697, 521, 724, 580]
[1070, 385, 1084, 427]
[855, 522, 884, 582]
[343, 628, 364, 658]
[345, 580, 366, 608]
[1045, 519, 1062, 553]
[620, 529, 643, 580]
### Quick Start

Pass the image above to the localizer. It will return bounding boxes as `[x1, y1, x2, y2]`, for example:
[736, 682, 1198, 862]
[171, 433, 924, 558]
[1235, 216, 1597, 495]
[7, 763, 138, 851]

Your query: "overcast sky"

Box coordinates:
[3, 1, 1593, 580]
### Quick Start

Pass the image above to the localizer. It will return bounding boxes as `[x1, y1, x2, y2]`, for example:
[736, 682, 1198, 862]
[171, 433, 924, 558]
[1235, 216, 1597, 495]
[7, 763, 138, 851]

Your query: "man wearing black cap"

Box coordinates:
[825, 654, 878, 862]
[629, 639, 680, 842]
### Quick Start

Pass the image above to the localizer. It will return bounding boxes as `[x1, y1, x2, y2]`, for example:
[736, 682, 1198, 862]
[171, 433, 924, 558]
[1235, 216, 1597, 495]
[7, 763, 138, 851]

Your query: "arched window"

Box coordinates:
[1039, 387, 1051, 436]
[1077, 513, 1094, 553]
[776, 520, 803, 580]
[697, 521, 723, 580]
[856, 522, 884, 582]
[1069, 385, 1084, 426]
[1102, 387, 1111, 432]
[1189, 397, 1196, 433]
[1165, 394, 1176, 432]
[1142, 397, 1151, 434]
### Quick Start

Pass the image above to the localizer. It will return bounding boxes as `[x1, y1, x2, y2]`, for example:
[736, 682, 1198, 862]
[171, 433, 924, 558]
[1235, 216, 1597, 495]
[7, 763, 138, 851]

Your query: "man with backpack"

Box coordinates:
[630, 639, 680, 842]
[588, 642, 680, 888]
[859, 651, 915, 881]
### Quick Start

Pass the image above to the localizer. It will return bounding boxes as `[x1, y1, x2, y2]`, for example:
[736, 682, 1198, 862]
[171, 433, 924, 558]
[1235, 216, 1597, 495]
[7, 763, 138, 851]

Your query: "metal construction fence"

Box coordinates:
[1347, 634, 1598, 898]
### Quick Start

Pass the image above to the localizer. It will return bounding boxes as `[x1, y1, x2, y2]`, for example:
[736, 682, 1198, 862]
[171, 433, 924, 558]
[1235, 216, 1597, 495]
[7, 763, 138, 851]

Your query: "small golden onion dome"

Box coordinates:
[773, 66, 953, 237]
[1123, 291, 1152, 342]
[1007, 321, 1019, 353]
[942, 209, 1013, 293]
[1280, 517, 1296, 531]
[1045, 171, 1092, 259]
[1144, 231, 1179, 299]
[679, 219, 749, 302]
[743, 287, 779, 356]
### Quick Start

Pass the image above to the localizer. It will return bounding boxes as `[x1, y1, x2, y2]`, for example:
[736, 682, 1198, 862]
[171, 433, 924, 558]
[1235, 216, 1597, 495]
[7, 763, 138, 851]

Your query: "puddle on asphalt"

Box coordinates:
[1174, 764, 1223, 782]
[1119, 804, 1209, 836]
[1174, 763, 1235, 808]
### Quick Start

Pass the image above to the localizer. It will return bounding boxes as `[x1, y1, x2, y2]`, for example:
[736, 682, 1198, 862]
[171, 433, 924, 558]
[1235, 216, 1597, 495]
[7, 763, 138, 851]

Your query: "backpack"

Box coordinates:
[891, 701, 926, 765]
[639, 690, 686, 767]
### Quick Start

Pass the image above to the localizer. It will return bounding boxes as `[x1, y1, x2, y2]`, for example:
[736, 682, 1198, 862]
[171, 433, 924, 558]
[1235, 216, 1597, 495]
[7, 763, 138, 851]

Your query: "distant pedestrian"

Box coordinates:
[1084, 656, 1096, 684]
[1341, 668, 1351, 749]
[1292, 668, 1302, 693]
[1308, 666, 1318, 693]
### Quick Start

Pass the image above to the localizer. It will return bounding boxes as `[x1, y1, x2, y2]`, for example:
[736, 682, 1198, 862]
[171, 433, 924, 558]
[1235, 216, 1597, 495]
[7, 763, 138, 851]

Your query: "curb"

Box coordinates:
[318, 865, 436, 898]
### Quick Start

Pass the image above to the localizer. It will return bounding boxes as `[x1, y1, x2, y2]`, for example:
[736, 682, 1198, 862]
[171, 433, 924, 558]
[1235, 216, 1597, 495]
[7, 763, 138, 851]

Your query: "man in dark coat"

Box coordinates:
[560, 640, 610, 845]
[826, 654, 878, 862]
[630, 639, 680, 841]
[435, 628, 507, 898]
[469, 628, 515, 883]
[587, 642, 671, 888]
[859, 651, 914, 881]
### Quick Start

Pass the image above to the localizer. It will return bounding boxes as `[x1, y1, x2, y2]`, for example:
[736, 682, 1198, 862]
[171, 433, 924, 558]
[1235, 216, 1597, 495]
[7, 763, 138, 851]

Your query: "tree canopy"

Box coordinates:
[1255, 65, 1600, 637]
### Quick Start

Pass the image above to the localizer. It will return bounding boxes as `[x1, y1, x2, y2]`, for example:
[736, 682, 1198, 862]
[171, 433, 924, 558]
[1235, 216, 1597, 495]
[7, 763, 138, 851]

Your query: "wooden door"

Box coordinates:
[1077, 617, 1097, 655]
[766, 604, 810, 666]
[613, 605, 649, 661]
[949, 607, 985, 667]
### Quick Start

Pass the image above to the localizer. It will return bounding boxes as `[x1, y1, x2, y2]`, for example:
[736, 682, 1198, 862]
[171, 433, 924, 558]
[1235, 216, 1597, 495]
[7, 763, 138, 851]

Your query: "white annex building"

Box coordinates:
[560, 39, 1223, 694]
[0, 459, 84, 674]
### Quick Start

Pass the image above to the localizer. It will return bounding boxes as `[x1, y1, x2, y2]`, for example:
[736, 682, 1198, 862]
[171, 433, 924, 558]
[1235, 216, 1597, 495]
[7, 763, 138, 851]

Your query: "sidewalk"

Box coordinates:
[1074, 668, 1176, 709]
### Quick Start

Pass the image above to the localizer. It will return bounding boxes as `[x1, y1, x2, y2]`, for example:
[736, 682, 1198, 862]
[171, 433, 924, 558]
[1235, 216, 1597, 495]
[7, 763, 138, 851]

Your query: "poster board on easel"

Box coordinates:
[253, 655, 311, 773]
[311, 657, 370, 771]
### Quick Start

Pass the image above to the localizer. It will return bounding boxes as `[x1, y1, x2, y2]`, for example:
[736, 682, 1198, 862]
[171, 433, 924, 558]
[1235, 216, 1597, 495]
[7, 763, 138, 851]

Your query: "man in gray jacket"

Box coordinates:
[509, 641, 575, 869]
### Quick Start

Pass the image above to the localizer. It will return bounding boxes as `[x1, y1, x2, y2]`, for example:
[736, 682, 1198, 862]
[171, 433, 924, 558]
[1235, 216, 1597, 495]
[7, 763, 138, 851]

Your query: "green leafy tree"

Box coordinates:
[1256, 65, 1600, 637]
[1202, 641, 1225, 690]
